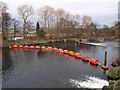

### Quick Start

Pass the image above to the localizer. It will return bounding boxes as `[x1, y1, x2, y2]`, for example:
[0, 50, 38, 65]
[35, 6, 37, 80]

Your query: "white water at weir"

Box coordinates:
[69, 75, 109, 88]
[85, 42, 107, 46]
[85, 40, 119, 47]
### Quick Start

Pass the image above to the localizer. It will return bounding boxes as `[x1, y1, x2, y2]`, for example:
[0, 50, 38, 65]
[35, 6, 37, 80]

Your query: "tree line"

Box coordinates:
[0, 1, 119, 40]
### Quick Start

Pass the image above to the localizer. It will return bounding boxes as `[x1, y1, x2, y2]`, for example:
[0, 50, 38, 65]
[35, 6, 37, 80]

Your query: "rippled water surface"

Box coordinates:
[2, 41, 119, 88]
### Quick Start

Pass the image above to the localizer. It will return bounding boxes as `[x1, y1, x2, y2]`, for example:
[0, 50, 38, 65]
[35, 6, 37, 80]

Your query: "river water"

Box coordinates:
[2, 40, 119, 88]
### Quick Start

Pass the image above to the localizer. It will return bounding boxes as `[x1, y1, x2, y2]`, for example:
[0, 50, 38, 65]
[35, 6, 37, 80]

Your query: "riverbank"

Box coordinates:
[2, 38, 81, 47]
[2, 38, 118, 48]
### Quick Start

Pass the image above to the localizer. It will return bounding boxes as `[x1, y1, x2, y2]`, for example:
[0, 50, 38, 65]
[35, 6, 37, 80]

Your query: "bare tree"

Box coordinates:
[55, 9, 67, 27]
[0, 1, 8, 25]
[37, 5, 55, 29]
[48, 7, 55, 28]
[37, 6, 47, 28]
[73, 15, 81, 28]
[82, 15, 92, 29]
[0, 2, 11, 40]
[11, 18, 21, 38]
[17, 4, 34, 37]
[37, 6, 94, 39]
[0, 1, 8, 31]
[55, 8, 74, 36]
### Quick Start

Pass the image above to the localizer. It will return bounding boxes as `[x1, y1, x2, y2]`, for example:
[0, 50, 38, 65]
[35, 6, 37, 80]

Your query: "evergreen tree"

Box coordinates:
[36, 22, 45, 38]
[36, 22, 40, 36]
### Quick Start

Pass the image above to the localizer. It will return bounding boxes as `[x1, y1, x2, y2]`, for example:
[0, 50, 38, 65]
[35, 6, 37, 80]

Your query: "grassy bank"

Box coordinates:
[103, 58, 120, 90]
[2, 38, 82, 47]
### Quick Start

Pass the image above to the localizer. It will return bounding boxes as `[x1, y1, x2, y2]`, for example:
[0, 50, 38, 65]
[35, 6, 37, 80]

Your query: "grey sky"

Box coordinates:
[0, 0, 119, 26]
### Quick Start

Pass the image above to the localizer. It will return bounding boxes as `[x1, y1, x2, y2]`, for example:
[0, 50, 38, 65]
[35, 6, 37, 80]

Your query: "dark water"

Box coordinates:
[2, 41, 119, 88]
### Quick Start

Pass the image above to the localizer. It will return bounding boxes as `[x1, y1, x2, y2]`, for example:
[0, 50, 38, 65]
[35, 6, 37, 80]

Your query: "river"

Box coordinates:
[2, 40, 119, 88]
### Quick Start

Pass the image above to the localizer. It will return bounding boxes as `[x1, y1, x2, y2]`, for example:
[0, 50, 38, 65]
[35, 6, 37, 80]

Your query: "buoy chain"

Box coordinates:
[8, 45, 108, 70]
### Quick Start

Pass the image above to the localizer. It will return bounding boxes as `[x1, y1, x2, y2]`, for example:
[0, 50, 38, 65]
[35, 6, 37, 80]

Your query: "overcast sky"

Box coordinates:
[0, 0, 119, 26]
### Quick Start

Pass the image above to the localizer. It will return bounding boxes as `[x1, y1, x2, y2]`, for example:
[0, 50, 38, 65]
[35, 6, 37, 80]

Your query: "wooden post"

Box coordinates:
[104, 51, 107, 66]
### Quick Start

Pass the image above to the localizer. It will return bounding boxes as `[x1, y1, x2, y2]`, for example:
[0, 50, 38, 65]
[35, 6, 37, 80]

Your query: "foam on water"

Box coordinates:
[69, 75, 109, 88]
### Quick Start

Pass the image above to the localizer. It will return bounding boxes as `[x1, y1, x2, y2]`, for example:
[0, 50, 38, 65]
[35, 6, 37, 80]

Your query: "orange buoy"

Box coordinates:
[90, 58, 98, 65]
[63, 50, 67, 53]
[36, 46, 40, 49]
[101, 65, 108, 69]
[55, 48, 58, 52]
[53, 47, 58, 51]
[75, 53, 81, 59]
[67, 51, 69, 54]
[82, 56, 89, 62]
[30, 46, 35, 49]
[41, 46, 46, 50]
[59, 48, 63, 51]
[59, 50, 64, 53]
[13, 45, 18, 48]
[24, 45, 29, 49]
[59, 48, 63, 53]
[9, 45, 12, 48]
[48, 47, 53, 51]
[64, 50, 69, 54]
[41, 46, 46, 48]
[19, 45, 23, 48]
[69, 51, 75, 56]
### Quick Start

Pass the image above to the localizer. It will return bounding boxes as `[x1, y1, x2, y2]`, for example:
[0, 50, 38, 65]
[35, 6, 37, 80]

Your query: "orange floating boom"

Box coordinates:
[59, 48, 64, 53]
[101, 65, 108, 70]
[41, 46, 46, 49]
[53, 47, 58, 52]
[13, 45, 18, 48]
[74, 53, 81, 59]
[90, 58, 98, 65]
[58, 48, 63, 52]
[36, 46, 40, 49]
[24, 45, 29, 49]
[60, 50, 64, 53]
[64, 50, 69, 54]
[30, 46, 35, 49]
[41, 46, 46, 51]
[19, 45, 23, 48]
[47, 47, 53, 51]
[9, 45, 108, 70]
[69, 51, 75, 56]
[81, 56, 89, 62]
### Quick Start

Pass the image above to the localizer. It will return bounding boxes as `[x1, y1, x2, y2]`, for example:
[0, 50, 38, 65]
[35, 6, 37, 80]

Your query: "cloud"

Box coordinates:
[0, 0, 119, 26]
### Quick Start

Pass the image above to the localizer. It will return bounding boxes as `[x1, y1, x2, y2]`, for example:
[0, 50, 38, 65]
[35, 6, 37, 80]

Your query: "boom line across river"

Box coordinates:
[8, 44, 109, 70]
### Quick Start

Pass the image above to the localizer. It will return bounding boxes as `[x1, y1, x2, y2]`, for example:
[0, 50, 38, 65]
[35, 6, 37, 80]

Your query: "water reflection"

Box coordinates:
[2, 48, 14, 82]
[36, 49, 40, 52]
[37, 49, 46, 57]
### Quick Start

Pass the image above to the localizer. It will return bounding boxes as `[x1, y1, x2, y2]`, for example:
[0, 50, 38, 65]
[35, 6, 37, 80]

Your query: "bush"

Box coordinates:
[107, 67, 120, 80]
